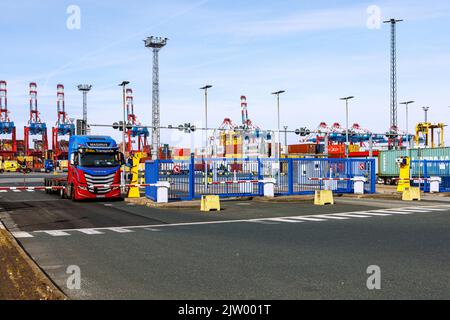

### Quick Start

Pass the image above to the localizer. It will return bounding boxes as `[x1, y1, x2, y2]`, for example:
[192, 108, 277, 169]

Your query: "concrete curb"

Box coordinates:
[0, 223, 67, 300]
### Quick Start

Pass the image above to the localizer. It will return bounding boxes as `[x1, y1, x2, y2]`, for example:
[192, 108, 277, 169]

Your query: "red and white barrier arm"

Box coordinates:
[0, 186, 65, 191]
[85, 184, 160, 189]
[308, 178, 352, 181]
[208, 180, 262, 186]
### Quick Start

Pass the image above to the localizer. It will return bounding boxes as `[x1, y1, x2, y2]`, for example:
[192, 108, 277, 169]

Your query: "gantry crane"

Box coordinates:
[0, 81, 17, 160]
[125, 88, 150, 154]
[24, 82, 48, 158]
[52, 84, 75, 160]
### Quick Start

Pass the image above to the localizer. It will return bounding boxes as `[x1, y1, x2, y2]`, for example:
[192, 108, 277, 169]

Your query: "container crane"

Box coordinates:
[52, 84, 75, 160]
[125, 88, 150, 154]
[0, 81, 17, 159]
[24, 82, 48, 158]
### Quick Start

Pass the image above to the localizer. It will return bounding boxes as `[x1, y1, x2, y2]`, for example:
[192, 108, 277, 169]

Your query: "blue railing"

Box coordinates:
[146, 157, 376, 201]
[411, 160, 450, 192]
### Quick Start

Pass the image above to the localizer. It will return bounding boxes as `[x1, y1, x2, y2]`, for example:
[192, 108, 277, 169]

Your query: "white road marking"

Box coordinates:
[356, 212, 392, 217]
[27, 205, 450, 237]
[268, 218, 304, 223]
[0, 190, 7, 193]
[289, 217, 328, 222]
[77, 229, 104, 235]
[12, 190, 21, 193]
[331, 213, 371, 218]
[314, 215, 350, 220]
[407, 207, 448, 212]
[394, 209, 434, 213]
[374, 210, 415, 215]
[249, 221, 280, 225]
[44, 231, 71, 237]
[11, 231, 34, 238]
[109, 228, 134, 234]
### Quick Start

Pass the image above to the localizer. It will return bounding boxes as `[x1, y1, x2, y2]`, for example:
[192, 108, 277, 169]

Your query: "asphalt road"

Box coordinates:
[1, 174, 450, 299]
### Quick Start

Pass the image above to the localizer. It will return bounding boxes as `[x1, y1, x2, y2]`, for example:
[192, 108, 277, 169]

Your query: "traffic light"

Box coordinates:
[295, 128, 311, 137]
[112, 122, 133, 132]
[177, 123, 196, 133]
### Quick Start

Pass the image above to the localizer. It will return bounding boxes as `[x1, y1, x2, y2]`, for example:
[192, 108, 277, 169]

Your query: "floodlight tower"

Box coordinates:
[77, 84, 92, 135]
[24, 82, 48, 158]
[144, 36, 168, 159]
[0, 81, 17, 159]
[125, 88, 149, 154]
[52, 85, 75, 160]
[384, 18, 403, 149]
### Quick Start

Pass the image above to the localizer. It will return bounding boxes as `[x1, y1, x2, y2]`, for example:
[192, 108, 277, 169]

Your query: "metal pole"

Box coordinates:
[346, 99, 349, 158]
[119, 81, 130, 193]
[200, 85, 212, 190]
[277, 94, 281, 159]
[284, 126, 288, 156]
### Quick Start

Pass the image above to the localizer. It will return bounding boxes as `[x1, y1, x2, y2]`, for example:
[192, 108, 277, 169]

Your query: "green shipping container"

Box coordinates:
[378, 147, 450, 177]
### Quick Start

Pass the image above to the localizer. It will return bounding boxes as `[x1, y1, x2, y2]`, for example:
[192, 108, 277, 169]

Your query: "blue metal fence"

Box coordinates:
[411, 160, 450, 192]
[146, 157, 376, 201]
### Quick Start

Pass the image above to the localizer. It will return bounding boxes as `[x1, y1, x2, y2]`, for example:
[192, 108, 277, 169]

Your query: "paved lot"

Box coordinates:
[1, 174, 450, 299]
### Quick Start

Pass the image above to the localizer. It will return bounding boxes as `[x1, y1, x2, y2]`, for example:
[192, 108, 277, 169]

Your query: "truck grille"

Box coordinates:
[85, 173, 116, 194]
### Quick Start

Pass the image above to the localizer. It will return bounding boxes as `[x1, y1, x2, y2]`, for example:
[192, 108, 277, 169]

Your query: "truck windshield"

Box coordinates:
[79, 153, 120, 168]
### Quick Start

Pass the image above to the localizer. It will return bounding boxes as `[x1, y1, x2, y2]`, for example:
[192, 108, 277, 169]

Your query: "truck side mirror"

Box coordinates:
[70, 153, 76, 166]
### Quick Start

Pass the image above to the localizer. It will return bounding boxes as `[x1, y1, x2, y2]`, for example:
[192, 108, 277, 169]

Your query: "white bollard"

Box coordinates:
[429, 177, 442, 193]
[353, 177, 367, 195]
[156, 182, 170, 204]
[263, 179, 276, 198]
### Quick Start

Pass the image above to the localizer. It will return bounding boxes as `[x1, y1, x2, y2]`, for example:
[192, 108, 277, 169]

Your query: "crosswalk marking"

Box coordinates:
[314, 215, 350, 220]
[8, 205, 450, 239]
[11, 231, 34, 238]
[356, 212, 392, 217]
[374, 210, 415, 215]
[331, 213, 371, 218]
[109, 228, 133, 234]
[77, 229, 104, 235]
[288, 217, 328, 222]
[43, 231, 71, 237]
[268, 218, 304, 223]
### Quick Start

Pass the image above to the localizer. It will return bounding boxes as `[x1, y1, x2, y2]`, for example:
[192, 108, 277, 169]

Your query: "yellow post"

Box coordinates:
[128, 152, 144, 198]
[397, 157, 411, 193]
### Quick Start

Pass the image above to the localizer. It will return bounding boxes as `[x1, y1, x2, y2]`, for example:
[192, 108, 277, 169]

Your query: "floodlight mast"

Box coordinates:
[144, 36, 168, 159]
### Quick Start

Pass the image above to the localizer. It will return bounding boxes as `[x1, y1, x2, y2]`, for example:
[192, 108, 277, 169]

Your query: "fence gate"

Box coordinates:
[411, 160, 450, 192]
[146, 157, 376, 201]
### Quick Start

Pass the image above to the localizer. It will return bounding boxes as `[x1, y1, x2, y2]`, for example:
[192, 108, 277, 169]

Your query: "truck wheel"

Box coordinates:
[0, 169, 4, 174]
[60, 187, 67, 199]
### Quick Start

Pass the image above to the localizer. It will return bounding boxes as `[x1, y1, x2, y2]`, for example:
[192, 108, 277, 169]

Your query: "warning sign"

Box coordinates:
[173, 165, 181, 174]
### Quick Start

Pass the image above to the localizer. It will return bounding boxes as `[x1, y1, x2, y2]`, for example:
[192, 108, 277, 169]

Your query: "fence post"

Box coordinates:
[288, 159, 294, 195]
[189, 155, 195, 200]
[424, 160, 429, 192]
[371, 159, 376, 194]
[258, 158, 263, 196]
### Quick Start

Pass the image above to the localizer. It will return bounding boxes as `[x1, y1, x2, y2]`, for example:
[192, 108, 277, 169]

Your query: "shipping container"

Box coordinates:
[288, 144, 316, 154]
[378, 147, 450, 183]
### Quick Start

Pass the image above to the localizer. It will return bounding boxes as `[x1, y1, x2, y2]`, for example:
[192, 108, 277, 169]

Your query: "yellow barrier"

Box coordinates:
[314, 190, 334, 206]
[402, 187, 421, 201]
[201, 195, 221, 212]
[128, 153, 144, 199]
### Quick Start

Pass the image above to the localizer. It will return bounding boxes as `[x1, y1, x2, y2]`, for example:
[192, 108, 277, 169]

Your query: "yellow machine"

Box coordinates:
[128, 152, 144, 199]
[396, 157, 411, 193]
[0, 160, 19, 173]
[415, 123, 446, 148]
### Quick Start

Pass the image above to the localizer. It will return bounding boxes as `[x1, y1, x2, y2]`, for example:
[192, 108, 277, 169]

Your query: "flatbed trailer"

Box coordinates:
[44, 175, 68, 197]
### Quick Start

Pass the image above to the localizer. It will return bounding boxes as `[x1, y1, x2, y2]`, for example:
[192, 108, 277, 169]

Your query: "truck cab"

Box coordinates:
[66, 136, 124, 201]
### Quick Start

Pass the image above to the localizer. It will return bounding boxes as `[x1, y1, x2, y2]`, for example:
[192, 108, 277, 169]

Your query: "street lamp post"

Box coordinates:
[119, 81, 130, 193]
[284, 126, 288, 156]
[400, 101, 415, 148]
[272, 91, 286, 159]
[340, 96, 355, 158]
[423, 106, 430, 123]
[200, 85, 212, 190]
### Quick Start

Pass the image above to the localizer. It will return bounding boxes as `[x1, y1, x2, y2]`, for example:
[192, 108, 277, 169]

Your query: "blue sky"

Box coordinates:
[1, 0, 450, 147]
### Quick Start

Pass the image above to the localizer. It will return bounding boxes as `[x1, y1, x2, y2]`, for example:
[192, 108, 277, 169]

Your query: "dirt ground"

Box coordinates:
[0, 227, 66, 300]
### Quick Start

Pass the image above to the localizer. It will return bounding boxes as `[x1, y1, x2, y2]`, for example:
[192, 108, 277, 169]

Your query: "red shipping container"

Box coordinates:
[288, 144, 316, 154]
